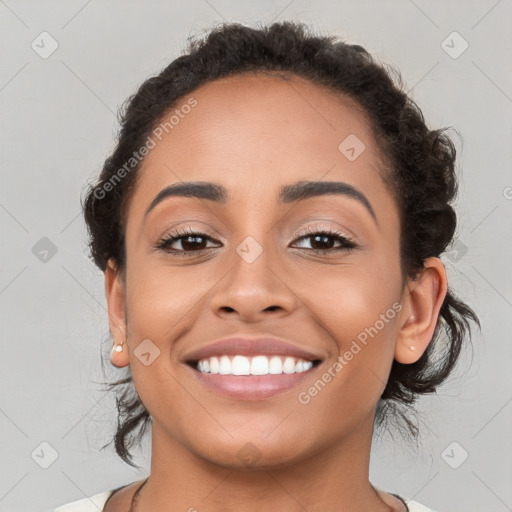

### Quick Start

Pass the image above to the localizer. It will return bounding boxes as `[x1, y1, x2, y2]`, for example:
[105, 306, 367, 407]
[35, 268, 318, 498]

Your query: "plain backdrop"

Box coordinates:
[1, 1, 511, 511]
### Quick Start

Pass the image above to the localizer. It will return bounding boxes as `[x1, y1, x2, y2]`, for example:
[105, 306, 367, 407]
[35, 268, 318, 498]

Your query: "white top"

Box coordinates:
[51, 489, 437, 511]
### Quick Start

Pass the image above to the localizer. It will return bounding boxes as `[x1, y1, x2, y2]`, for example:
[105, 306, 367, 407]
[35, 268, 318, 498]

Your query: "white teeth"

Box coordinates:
[232, 355, 250, 375]
[282, 357, 296, 374]
[269, 356, 283, 374]
[195, 355, 315, 375]
[210, 356, 219, 374]
[219, 355, 231, 375]
[250, 355, 268, 375]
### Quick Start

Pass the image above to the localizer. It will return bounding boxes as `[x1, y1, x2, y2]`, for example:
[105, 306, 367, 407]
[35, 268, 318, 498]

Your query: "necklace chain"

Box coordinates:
[127, 478, 408, 512]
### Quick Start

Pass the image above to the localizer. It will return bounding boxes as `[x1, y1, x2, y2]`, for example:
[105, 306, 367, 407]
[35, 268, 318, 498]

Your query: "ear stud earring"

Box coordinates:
[409, 345, 416, 351]
[112, 341, 124, 354]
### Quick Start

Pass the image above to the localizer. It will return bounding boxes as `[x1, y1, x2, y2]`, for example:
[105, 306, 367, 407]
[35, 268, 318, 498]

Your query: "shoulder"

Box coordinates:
[405, 498, 438, 512]
[50, 489, 115, 512]
[373, 487, 437, 512]
[50, 479, 145, 512]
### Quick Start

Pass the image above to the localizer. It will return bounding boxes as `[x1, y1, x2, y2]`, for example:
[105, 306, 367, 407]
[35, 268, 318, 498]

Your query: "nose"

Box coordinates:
[209, 239, 298, 323]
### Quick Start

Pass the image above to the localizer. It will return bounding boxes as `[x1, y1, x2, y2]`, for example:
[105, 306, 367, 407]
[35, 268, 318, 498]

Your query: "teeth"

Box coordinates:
[195, 355, 314, 375]
[269, 356, 283, 374]
[210, 356, 219, 374]
[282, 357, 296, 374]
[219, 355, 231, 375]
[232, 355, 250, 375]
[250, 355, 268, 375]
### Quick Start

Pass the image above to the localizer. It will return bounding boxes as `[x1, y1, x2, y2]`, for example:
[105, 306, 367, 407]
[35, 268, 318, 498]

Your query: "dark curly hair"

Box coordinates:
[82, 20, 480, 467]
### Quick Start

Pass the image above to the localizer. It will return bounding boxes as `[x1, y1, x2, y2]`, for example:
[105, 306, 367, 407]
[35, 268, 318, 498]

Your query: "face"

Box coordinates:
[108, 73, 410, 468]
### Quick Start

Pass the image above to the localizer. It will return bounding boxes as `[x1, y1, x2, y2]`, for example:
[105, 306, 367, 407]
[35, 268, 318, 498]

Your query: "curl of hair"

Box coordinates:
[82, 21, 480, 466]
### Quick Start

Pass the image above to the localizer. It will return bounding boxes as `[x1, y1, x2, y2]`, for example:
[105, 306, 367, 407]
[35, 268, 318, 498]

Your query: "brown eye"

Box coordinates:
[156, 227, 221, 256]
[291, 228, 357, 254]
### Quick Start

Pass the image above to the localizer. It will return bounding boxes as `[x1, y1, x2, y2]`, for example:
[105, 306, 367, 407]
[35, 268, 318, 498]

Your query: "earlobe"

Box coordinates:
[395, 257, 448, 364]
[105, 258, 130, 368]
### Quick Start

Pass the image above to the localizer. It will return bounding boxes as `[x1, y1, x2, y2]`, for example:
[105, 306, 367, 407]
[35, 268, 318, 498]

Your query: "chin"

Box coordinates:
[191, 435, 310, 470]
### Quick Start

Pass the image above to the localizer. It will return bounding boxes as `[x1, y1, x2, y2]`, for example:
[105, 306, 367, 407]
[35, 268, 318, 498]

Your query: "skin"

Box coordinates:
[104, 72, 447, 512]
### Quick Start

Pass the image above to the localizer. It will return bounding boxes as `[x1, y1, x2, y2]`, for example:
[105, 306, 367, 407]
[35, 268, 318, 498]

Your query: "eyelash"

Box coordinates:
[155, 225, 358, 257]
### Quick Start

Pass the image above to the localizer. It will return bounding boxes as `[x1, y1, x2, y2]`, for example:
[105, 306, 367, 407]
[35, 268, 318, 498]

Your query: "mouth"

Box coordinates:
[186, 355, 323, 401]
[182, 336, 325, 400]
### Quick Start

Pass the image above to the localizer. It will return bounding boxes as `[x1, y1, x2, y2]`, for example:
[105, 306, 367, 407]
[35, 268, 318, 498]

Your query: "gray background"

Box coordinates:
[1, 1, 511, 511]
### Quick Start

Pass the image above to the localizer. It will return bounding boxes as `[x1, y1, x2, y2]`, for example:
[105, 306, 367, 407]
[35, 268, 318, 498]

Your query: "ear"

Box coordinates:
[105, 258, 130, 368]
[395, 257, 448, 364]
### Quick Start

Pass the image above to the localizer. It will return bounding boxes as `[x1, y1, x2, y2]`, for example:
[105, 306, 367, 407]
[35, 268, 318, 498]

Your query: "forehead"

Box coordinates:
[128, 72, 393, 221]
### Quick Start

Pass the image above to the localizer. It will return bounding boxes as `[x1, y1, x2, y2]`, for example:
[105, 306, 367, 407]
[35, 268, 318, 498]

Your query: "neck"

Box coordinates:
[136, 410, 393, 512]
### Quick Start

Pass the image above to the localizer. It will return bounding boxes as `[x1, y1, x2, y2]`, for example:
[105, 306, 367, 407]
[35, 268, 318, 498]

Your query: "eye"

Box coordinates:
[155, 226, 221, 257]
[155, 225, 358, 257]
[290, 227, 358, 254]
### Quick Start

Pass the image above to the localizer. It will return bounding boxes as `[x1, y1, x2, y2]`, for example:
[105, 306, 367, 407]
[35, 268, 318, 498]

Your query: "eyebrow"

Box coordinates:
[144, 180, 377, 225]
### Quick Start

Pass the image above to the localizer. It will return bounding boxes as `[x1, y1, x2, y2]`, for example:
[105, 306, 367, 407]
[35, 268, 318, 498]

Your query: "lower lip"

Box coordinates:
[189, 364, 320, 400]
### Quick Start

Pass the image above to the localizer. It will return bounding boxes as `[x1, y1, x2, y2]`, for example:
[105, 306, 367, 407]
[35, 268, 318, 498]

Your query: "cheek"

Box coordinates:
[305, 254, 402, 344]
[299, 254, 402, 400]
[125, 262, 213, 339]
[296, 274, 401, 437]
[123, 269, 200, 440]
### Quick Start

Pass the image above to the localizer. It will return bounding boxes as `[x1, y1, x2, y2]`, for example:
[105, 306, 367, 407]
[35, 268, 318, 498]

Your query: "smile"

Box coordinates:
[187, 355, 322, 400]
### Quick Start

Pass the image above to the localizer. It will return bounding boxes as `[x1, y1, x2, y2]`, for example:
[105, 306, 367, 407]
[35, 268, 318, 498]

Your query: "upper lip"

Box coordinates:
[183, 337, 324, 363]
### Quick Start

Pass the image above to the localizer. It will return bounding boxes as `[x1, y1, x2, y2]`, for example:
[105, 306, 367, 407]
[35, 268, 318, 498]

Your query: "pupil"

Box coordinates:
[183, 236, 205, 251]
[312, 235, 333, 250]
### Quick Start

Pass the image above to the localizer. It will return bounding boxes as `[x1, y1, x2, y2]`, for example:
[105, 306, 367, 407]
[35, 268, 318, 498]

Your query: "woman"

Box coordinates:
[53, 21, 479, 512]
